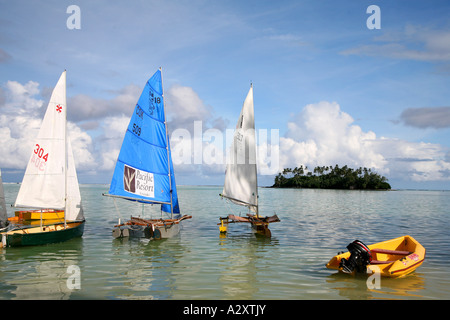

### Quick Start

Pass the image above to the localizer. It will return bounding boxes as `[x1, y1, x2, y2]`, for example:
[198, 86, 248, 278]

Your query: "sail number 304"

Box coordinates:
[31, 144, 49, 171]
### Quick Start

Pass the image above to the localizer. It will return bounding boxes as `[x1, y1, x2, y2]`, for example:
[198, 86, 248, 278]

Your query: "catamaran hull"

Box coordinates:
[112, 215, 191, 240]
[250, 223, 272, 237]
[2, 221, 85, 247]
[113, 223, 180, 240]
[219, 214, 280, 237]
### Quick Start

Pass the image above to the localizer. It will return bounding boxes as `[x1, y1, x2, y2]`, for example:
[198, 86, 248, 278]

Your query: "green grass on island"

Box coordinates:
[272, 165, 391, 190]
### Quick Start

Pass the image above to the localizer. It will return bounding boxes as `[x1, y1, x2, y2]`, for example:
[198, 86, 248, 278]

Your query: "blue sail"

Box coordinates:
[108, 69, 180, 215]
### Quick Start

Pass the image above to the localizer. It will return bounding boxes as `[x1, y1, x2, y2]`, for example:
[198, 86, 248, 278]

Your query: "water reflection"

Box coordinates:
[1, 238, 84, 300]
[104, 237, 186, 299]
[326, 271, 425, 300]
[216, 231, 280, 300]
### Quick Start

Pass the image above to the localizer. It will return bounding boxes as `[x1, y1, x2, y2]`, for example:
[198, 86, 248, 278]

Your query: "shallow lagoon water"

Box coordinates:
[1, 184, 449, 300]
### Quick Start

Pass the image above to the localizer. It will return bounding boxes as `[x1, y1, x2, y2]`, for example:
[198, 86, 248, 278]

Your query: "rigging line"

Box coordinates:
[113, 197, 121, 218]
[224, 197, 235, 216]
[224, 197, 248, 218]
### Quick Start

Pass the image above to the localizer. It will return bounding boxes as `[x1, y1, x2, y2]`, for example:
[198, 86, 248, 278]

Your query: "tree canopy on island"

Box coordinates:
[273, 165, 391, 190]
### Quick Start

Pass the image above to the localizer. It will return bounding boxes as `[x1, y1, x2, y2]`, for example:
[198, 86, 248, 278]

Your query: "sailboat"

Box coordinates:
[219, 84, 280, 237]
[104, 68, 191, 240]
[1, 71, 85, 247]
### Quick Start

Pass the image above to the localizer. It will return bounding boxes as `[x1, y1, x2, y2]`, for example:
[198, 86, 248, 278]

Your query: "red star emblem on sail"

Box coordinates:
[56, 105, 62, 113]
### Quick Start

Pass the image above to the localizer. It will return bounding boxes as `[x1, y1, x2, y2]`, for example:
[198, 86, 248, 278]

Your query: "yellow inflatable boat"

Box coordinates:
[326, 235, 425, 278]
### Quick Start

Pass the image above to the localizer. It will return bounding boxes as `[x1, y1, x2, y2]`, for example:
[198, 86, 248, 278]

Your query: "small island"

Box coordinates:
[272, 165, 391, 190]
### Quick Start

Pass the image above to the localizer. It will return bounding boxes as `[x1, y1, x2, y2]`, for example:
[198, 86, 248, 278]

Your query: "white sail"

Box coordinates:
[14, 71, 84, 221]
[222, 85, 258, 212]
[66, 138, 84, 221]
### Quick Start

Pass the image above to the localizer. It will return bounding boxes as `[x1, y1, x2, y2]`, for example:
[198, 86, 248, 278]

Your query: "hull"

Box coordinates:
[219, 213, 280, 237]
[1, 220, 85, 247]
[112, 215, 191, 240]
[250, 221, 272, 237]
[326, 235, 426, 278]
[113, 223, 180, 239]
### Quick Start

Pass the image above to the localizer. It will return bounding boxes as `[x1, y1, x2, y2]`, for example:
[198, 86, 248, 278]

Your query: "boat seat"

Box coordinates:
[370, 260, 393, 265]
[371, 248, 411, 255]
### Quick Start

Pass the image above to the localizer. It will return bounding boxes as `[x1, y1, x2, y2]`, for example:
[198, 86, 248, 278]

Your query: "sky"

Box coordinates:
[1, 0, 450, 190]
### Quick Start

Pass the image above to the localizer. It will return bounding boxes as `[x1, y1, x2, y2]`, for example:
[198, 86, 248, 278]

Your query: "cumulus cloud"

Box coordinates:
[165, 85, 230, 177]
[95, 114, 130, 172]
[165, 84, 227, 132]
[1, 80, 44, 116]
[0, 115, 42, 169]
[164, 85, 280, 177]
[400, 106, 450, 129]
[2, 78, 449, 185]
[0, 79, 96, 172]
[278, 101, 450, 182]
[68, 84, 141, 122]
[369, 138, 450, 181]
[281, 101, 386, 171]
[67, 122, 96, 171]
[0, 81, 46, 170]
[91, 84, 230, 175]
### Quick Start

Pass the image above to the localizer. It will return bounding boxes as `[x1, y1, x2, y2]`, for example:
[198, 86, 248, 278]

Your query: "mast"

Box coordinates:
[63, 70, 68, 228]
[160, 67, 173, 219]
[0, 169, 8, 229]
[251, 83, 259, 218]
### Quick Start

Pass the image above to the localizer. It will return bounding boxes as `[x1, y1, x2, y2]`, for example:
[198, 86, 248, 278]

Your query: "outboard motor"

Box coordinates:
[339, 240, 372, 273]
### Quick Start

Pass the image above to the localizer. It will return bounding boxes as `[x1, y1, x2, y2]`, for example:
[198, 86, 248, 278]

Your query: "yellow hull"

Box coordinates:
[12, 210, 65, 221]
[326, 235, 426, 278]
